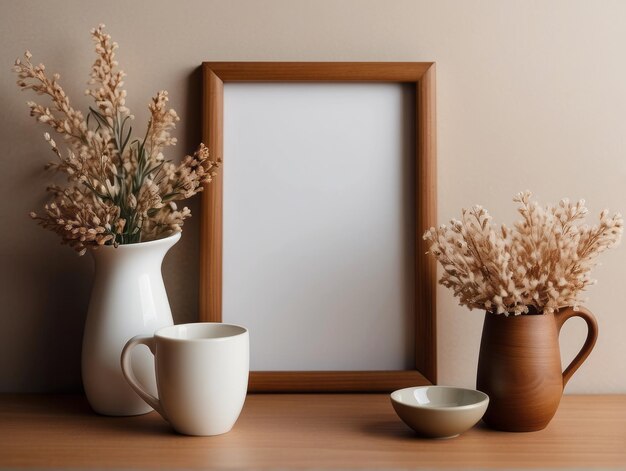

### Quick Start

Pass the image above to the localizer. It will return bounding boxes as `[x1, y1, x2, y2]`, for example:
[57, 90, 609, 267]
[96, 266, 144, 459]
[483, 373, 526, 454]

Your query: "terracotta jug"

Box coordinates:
[476, 307, 598, 432]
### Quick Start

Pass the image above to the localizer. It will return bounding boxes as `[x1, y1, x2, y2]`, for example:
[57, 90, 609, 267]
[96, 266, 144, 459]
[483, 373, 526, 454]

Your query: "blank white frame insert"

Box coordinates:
[222, 82, 415, 371]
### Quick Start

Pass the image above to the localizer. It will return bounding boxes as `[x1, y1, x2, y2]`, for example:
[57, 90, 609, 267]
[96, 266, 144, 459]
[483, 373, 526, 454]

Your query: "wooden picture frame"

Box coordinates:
[200, 62, 437, 392]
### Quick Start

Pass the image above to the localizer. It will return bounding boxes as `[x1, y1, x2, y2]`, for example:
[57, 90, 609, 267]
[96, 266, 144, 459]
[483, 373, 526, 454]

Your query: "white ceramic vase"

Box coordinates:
[81, 231, 181, 416]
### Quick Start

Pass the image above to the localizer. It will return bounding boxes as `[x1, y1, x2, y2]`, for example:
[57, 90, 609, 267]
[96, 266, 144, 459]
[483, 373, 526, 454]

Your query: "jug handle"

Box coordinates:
[554, 306, 598, 387]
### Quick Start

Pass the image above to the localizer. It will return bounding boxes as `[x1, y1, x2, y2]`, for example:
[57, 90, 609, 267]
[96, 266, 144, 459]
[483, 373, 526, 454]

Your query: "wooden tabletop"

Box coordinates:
[0, 394, 624, 470]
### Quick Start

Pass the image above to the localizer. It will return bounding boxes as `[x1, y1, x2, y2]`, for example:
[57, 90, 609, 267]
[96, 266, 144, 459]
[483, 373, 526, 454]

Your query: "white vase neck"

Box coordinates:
[89, 232, 181, 269]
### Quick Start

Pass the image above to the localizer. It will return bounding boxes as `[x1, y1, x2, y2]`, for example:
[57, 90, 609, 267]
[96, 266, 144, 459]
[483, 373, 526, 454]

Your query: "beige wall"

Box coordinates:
[2, 0, 626, 393]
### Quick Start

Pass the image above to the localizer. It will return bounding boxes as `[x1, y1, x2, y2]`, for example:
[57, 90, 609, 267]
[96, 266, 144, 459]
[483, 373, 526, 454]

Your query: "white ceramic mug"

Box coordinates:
[121, 322, 249, 436]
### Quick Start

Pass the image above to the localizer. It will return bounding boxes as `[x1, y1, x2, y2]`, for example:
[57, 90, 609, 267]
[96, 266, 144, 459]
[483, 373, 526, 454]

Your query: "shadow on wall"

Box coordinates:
[160, 66, 204, 327]
[32, 250, 92, 391]
[2, 232, 92, 393]
[184, 66, 203, 154]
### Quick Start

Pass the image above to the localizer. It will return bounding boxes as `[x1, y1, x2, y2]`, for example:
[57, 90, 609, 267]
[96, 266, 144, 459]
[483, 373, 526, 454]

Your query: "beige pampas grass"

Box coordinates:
[423, 191, 623, 315]
[13, 24, 220, 254]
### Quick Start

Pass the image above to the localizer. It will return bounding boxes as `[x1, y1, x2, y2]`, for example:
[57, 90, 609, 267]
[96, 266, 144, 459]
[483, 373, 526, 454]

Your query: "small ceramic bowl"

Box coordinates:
[390, 386, 489, 439]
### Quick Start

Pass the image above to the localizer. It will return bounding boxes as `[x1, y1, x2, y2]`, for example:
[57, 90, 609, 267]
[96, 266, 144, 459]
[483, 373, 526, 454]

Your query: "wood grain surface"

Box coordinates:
[201, 62, 434, 82]
[1, 394, 624, 469]
[248, 370, 430, 393]
[415, 63, 437, 384]
[199, 69, 224, 325]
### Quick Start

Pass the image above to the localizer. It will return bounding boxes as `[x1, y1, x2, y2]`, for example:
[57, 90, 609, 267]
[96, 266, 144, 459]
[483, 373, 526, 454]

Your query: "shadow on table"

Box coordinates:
[360, 419, 423, 440]
[26, 395, 174, 436]
[93, 413, 173, 436]
[361, 418, 502, 441]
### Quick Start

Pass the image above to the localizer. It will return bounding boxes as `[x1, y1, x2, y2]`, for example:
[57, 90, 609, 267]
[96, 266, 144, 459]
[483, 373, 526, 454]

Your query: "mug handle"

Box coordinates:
[554, 306, 599, 387]
[121, 335, 167, 419]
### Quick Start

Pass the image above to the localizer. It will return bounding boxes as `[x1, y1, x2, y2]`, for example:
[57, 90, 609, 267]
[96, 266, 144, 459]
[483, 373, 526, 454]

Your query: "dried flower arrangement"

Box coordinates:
[13, 24, 220, 254]
[423, 191, 623, 315]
